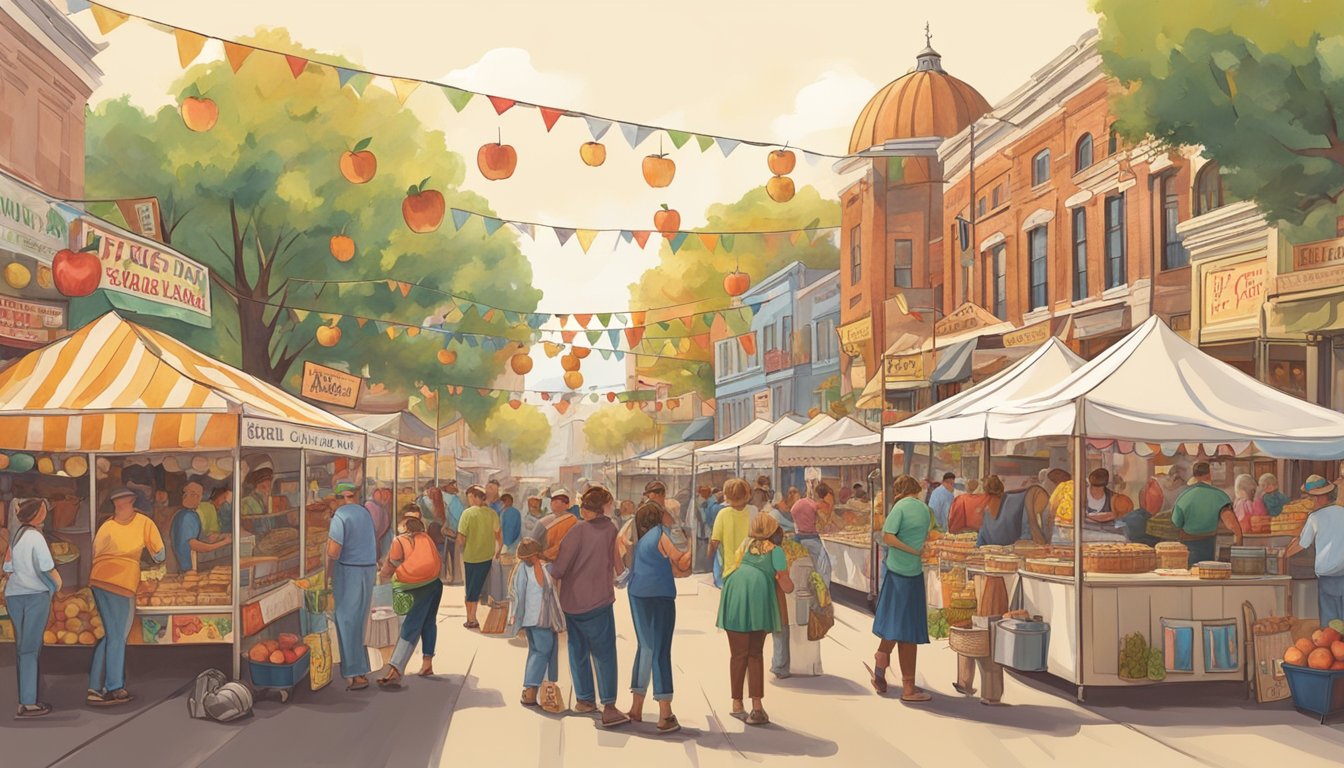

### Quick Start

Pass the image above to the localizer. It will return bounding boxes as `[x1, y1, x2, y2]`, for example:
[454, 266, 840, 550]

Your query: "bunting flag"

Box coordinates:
[66, 0, 91, 11]
[539, 107, 565, 132]
[584, 116, 613, 141]
[619, 122, 656, 149]
[355, 317, 368, 328]
[556, 314, 569, 328]
[511, 221, 535, 240]
[560, 330, 577, 344]
[631, 311, 647, 326]
[667, 129, 692, 149]
[608, 328, 621, 348]
[586, 330, 602, 345]
[554, 227, 575, 246]
[624, 327, 645, 347]
[335, 67, 358, 89]
[631, 231, 651, 249]
[680, 316, 695, 332]
[696, 135, 715, 152]
[738, 332, 757, 356]
[284, 54, 308, 79]
[292, 308, 311, 322]
[668, 232, 689, 253]
[173, 29, 207, 68]
[90, 4, 129, 34]
[697, 233, 719, 252]
[692, 334, 710, 351]
[443, 86, 474, 112]
[716, 137, 741, 157]
[543, 342, 562, 358]
[451, 208, 472, 230]
[482, 217, 505, 236]
[223, 41, 254, 72]
[596, 312, 612, 327]
[576, 229, 598, 253]
[488, 95, 516, 115]
[392, 78, 421, 105]
[575, 314, 593, 328]
[720, 233, 736, 253]
[789, 229, 806, 246]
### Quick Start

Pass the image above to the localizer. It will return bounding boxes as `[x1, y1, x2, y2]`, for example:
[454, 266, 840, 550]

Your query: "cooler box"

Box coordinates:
[1283, 664, 1344, 723]
[994, 618, 1050, 672]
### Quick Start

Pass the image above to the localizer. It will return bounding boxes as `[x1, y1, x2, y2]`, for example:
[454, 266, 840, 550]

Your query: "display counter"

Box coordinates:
[820, 533, 874, 594]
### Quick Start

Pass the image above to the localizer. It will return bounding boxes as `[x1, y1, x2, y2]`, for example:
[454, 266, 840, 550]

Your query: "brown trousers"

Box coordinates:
[727, 630, 767, 700]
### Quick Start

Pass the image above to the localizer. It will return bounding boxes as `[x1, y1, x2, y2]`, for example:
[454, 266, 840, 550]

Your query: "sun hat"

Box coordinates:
[1302, 474, 1337, 496]
[109, 488, 137, 502]
[550, 487, 571, 502]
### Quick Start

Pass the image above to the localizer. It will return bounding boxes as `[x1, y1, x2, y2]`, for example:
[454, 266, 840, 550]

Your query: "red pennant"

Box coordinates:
[738, 333, 757, 356]
[554, 400, 571, 415]
[606, 392, 617, 402]
[680, 316, 695, 331]
[575, 314, 593, 328]
[284, 55, 307, 79]
[509, 399, 522, 410]
[692, 333, 710, 351]
[541, 392, 552, 401]
[624, 327, 645, 348]
[488, 95, 516, 115]
[561, 331, 577, 344]
[539, 107, 564, 132]
[477, 388, 491, 396]
[632, 231, 651, 249]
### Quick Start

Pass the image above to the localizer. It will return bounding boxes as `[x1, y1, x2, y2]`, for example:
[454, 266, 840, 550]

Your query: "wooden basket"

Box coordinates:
[949, 625, 991, 658]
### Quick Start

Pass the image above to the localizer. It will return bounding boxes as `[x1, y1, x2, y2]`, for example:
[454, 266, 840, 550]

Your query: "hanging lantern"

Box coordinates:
[64, 456, 89, 478]
[564, 370, 584, 389]
[560, 354, 581, 372]
[509, 353, 533, 375]
[724, 271, 751, 297]
[8, 453, 35, 473]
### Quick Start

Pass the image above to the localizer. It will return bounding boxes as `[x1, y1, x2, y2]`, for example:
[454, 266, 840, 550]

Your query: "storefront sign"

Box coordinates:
[1003, 318, 1052, 347]
[0, 172, 68, 262]
[114, 197, 165, 243]
[1276, 263, 1344, 295]
[836, 316, 871, 356]
[0, 295, 65, 346]
[884, 351, 926, 381]
[753, 390, 772, 420]
[935, 302, 1002, 338]
[242, 417, 366, 457]
[300, 361, 361, 408]
[1291, 236, 1344, 272]
[1203, 259, 1266, 325]
[76, 220, 211, 323]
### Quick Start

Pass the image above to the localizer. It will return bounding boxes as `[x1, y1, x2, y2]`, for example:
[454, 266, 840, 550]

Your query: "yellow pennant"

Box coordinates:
[292, 309, 310, 322]
[576, 229, 599, 253]
[319, 313, 341, 324]
[391, 78, 421, 105]
[789, 230, 806, 246]
[386, 326, 401, 340]
[543, 341, 563, 358]
[223, 42, 254, 73]
[174, 29, 207, 68]
[90, 4, 129, 34]
[405, 326, 420, 337]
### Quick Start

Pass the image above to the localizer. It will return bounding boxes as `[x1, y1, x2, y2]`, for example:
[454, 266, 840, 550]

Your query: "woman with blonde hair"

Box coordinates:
[716, 512, 793, 725]
[707, 478, 755, 586]
[1232, 473, 1261, 529]
[871, 475, 933, 702]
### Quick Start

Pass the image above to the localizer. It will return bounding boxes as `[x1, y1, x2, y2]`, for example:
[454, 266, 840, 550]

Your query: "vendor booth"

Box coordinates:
[342, 410, 437, 516]
[884, 318, 1344, 700]
[0, 313, 368, 682]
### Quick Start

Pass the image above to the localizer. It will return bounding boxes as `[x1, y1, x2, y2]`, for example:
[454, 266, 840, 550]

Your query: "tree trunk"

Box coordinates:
[236, 288, 283, 383]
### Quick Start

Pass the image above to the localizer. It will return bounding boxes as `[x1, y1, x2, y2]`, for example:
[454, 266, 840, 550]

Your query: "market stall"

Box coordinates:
[891, 318, 1344, 700]
[0, 313, 368, 682]
[342, 410, 438, 516]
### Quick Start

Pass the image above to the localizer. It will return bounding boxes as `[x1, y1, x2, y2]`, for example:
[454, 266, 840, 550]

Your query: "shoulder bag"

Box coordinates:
[391, 535, 416, 616]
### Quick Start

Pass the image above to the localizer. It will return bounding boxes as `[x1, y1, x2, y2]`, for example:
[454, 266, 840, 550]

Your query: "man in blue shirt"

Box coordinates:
[1284, 475, 1344, 626]
[486, 480, 504, 514]
[326, 482, 378, 691]
[168, 482, 230, 572]
[441, 480, 465, 584]
[928, 472, 956, 532]
[499, 492, 522, 554]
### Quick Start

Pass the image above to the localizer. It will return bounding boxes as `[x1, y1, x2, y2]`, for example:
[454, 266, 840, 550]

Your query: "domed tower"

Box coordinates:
[836, 29, 989, 412]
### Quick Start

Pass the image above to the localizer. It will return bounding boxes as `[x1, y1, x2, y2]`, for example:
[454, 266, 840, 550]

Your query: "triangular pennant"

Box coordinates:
[692, 333, 711, 351]
[715, 137, 741, 156]
[543, 341, 562, 358]
[284, 54, 308, 79]
[624, 327, 645, 348]
[697, 233, 719, 252]
[90, 4, 129, 34]
[632, 231, 651, 249]
[619, 230, 633, 244]
[614, 350, 625, 361]
[66, 0, 91, 11]
[223, 41, 254, 73]
[666, 130, 692, 149]
[596, 312, 612, 327]
[586, 330, 603, 345]
[478, 388, 492, 397]
[575, 314, 593, 328]
[720, 233, 736, 253]
[599, 348, 613, 360]
[173, 29, 207, 69]
[668, 232, 689, 253]
[680, 316, 695, 332]
[292, 308, 311, 322]
[584, 116, 613, 141]
[539, 107, 564, 132]
[576, 229, 598, 253]
[678, 338, 692, 354]
[632, 311, 647, 326]
[386, 325, 401, 340]
[442, 87, 474, 112]
[738, 332, 757, 356]
[608, 328, 621, 348]
[702, 312, 717, 327]
[355, 317, 368, 328]
[392, 78, 421, 105]
[619, 122, 656, 149]
[504, 310, 520, 324]
[405, 326, 421, 337]
[398, 281, 412, 298]
[553, 227, 575, 246]
[790, 229, 806, 245]
[483, 217, 505, 236]
[482, 308, 497, 322]
[320, 312, 341, 324]
[450, 209, 472, 230]
[510, 221, 535, 240]
[336, 67, 359, 89]
[696, 135, 715, 152]
[561, 330, 577, 344]
[662, 340, 676, 355]
[488, 95, 516, 115]
[748, 302, 763, 315]
[464, 335, 479, 348]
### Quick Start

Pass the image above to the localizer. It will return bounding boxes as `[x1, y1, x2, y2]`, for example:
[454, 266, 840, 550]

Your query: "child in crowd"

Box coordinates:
[505, 538, 565, 707]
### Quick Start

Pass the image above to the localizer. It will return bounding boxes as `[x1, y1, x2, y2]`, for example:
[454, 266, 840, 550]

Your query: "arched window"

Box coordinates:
[1194, 162, 1226, 216]
[1032, 149, 1051, 186]
[1075, 133, 1094, 172]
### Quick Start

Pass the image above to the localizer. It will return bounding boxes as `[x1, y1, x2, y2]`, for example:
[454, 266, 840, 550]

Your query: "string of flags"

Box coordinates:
[74, 1, 848, 161]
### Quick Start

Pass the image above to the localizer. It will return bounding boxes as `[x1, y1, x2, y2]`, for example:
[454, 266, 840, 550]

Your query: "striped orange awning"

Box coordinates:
[0, 312, 362, 453]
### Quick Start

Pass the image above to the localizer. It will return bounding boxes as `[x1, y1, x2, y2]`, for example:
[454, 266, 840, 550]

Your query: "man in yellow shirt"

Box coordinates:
[708, 479, 755, 585]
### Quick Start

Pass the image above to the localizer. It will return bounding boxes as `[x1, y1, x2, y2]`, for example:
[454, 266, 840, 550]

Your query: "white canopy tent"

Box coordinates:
[693, 418, 775, 471]
[735, 413, 817, 467]
[781, 416, 881, 466]
[628, 441, 701, 472]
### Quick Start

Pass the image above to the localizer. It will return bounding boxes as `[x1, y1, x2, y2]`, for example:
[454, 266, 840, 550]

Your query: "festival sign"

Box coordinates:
[884, 351, 926, 382]
[935, 302, 1003, 338]
[300, 361, 362, 408]
[242, 417, 366, 458]
[0, 171, 69, 263]
[0, 295, 66, 346]
[836, 316, 872, 356]
[1203, 259, 1266, 326]
[75, 219, 212, 327]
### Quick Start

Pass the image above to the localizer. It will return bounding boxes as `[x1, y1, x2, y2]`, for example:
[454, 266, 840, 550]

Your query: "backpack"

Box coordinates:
[188, 669, 227, 719]
[188, 669, 254, 722]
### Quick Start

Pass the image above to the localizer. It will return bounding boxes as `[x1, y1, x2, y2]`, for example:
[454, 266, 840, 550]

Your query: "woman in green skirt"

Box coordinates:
[871, 474, 933, 702]
[716, 513, 793, 725]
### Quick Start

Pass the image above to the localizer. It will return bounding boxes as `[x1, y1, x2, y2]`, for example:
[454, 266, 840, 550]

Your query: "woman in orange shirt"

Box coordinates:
[947, 481, 998, 534]
[377, 507, 443, 686]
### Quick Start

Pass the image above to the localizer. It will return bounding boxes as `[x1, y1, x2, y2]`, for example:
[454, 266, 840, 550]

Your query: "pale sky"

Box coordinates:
[71, 0, 1097, 392]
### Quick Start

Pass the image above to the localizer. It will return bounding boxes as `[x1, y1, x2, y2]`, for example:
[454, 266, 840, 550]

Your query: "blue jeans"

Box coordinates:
[713, 548, 723, 588]
[390, 579, 442, 672]
[629, 595, 676, 700]
[8, 592, 51, 706]
[332, 563, 374, 678]
[523, 627, 560, 688]
[1319, 574, 1344, 626]
[772, 625, 790, 676]
[89, 587, 135, 693]
[565, 604, 619, 705]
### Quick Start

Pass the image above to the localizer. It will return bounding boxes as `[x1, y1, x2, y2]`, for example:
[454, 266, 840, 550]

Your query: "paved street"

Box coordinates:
[4, 575, 1344, 767]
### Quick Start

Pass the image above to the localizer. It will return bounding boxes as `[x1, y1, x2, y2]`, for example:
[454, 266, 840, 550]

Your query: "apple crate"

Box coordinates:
[1283, 664, 1344, 723]
[248, 650, 311, 690]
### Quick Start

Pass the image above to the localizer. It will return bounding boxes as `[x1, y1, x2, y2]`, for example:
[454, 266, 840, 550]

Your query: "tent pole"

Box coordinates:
[983, 437, 992, 481]
[298, 449, 307, 578]
[1072, 400, 1086, 703]
[231, 434, 243, 681]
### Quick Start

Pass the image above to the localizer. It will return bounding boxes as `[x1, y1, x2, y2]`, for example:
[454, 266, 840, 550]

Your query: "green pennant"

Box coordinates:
[702, 312, 716, 327]
[442, 86, 474, 112]
[667, 130, 691, 149]
[658, 321, 671, 332]
[696, 135, 714, 152]
[586, 330, 603, 345]
[720, 233, 735, 253]
[348, 73, 374, 96]
[596, 312, 612, 327]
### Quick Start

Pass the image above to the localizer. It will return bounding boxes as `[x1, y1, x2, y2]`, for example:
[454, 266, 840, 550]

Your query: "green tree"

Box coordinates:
[83, 30, 541, 424]
[1095, 0, 1344, 235]
[473, 403, 551, 465]
[583, 405, 655, 459]
[628, 185, 839, 397]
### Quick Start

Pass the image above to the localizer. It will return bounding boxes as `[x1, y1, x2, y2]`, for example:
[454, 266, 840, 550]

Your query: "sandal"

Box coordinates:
[900, 689, 932, 703]
[867, 663, 888, 695]
[16, 703, 52, 718]
[89, 689, 132, 707]
[347, 676, 370, 691]
[463, 621, 480, 629]
[418, 663, 435, 678]
[377, 668, 403, 687]
[656, 714, 681, 734]
[745, 709, 770, 726]
[86, 689, 107, 705]
[952, 682, 977, 696]
[729, 700, 747, 719]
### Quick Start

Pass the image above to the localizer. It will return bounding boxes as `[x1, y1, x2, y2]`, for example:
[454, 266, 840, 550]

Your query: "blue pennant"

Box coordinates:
[450, 208, 472, 230]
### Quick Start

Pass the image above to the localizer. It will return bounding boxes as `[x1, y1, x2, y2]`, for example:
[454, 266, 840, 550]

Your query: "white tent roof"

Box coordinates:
[780, 416, 880, 466]
[979, 316, 1344, 459]
[695, 416, 796, 470]
[737, 413, 830, 467]
[884, 338, 1085, 445]
[626, 441, 702, 471]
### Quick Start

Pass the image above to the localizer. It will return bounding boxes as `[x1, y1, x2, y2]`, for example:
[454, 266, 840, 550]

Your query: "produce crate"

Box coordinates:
[1283, 665, 1344, 723]
[248, 651, 311, 689]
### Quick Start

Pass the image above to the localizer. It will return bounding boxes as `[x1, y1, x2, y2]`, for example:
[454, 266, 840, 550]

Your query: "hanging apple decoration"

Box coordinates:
[437, 348, 457, 365]
[315, 323, 341, 347]
[509, 352, 533, 375]
[403, 177, 446, 233]
[563, 370, 584, 390]
[724, 270, 751, 297]
[571, 346, 590, 360]
[767, 175, 795, 203]
[339, 137, 377, 184]
[560, 354, 581, 372]
[477, 132, 518, 180]
[768, 148, 796, 175]
[52, 238, 102, 297]
[329, 233, 355, 263]
[180, 96, 218, 132]
[580, 141, 606, 167]
[653, 204, 680, 236]
[642, 153, 676, 188]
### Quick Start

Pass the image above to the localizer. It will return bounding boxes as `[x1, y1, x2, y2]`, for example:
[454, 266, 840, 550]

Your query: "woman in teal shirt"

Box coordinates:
[870, 474, 933, 702]
[716, 513, 793, 726]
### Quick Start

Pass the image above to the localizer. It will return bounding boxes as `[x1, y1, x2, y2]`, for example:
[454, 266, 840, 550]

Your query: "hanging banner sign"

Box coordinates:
[114, 197, 166, 243]
[0, 172, 69, 262]
[300, 361, 362, 408]
[1203, 259, 1266, 325]
[884, 352, 926, 381]
[836, 316, 872, 356]
[242, 417, 366, 457]
[753, 390, 772, 420]
[935, 302, 1002, 338]
[75, 220, 211, 325]
[1003, 318, 1052, 347]
[1277, 263, 1344, 295]
[0, 294, 66, 346]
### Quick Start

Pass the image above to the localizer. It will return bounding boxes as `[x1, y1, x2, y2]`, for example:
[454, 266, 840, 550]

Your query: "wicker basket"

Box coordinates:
[985, 555, 1022, 573]
[1155, 542, 1189, 570]
[948, 625, 991, 658]
[944, 606, 974, 626]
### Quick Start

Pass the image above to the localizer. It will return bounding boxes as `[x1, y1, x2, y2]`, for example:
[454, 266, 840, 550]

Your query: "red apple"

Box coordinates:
[180, 97, 218, 132]
[340, 137, 377, 184]
[52, 240, 102, 297]
[403, 178, 446, 233]
[477, 142, 518, 181]
[768, 148, 796, 175]
[653, 204, 680, 235]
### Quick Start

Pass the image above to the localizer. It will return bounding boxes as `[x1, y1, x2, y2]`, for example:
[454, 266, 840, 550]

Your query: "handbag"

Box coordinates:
[539, 680, 567, 713]
[807, 603, 835, 641]
[482, 599, 511, 635]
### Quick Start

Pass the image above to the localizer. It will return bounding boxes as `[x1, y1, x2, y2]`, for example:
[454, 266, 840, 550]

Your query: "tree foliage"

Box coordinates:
[583, 405, 656, 459]
[83, 30, 541, 425]
[1095, 0, 1344, 235]
[473, 403, 552, 465]
[628, 185, 839, 397]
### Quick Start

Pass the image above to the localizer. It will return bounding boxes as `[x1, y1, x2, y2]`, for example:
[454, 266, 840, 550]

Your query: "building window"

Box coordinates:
[1161, 176, 1189, 269]
[762, 324, 777, 354]
[991, 185, 1001, 209]
[1032, 149, 1051, 186]
[815, 317, 837, 363]
[977, 197, 987, 217]
[782, 315, 793, 356]
[849, 225, 862, 284]
[1028, 227, 1049, 310]
[990, 244, 1007, 320]
[892, 239, 913, 288]
[1072, 208, 1088, 301]
[1075, 133, 1093, 172]
[1194, 162, 1226, 216]
[1104, 194, 1126, 289]
[1107, 124, 1120, 156]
